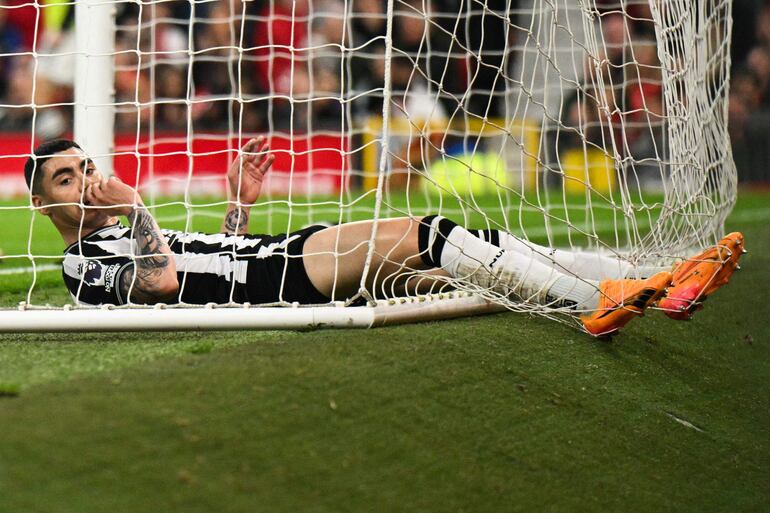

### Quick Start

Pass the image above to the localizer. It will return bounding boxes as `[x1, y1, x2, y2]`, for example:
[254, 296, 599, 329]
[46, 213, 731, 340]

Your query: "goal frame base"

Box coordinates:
[0, 292, 507, 333]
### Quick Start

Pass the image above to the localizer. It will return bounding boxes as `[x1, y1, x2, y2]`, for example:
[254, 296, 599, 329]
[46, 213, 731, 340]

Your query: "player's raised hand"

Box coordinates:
[227, 136, 275, 204]
[84, 176, 143, 217]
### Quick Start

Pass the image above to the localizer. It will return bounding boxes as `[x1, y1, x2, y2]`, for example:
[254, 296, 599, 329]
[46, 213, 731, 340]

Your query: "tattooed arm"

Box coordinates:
[119, 207, 179, 303]
[84, 176, 178, 304]
[221, 137, 274, 234]
[221, 204, 251, 235]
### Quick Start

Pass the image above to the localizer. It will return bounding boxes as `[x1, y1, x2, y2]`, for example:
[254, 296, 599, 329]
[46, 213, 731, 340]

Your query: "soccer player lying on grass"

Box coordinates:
[24, 139, 745, 336]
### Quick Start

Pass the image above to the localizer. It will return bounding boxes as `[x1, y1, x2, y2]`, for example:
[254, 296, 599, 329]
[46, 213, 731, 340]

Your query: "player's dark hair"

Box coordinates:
[24, 139, 82, 195]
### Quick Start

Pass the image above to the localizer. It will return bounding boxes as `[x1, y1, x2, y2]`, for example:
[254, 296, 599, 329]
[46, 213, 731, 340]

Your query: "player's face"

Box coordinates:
[32, 148, 112, 229]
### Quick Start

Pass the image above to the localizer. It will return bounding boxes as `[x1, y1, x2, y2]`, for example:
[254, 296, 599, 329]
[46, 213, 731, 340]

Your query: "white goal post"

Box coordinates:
[0, 0, 736, 332]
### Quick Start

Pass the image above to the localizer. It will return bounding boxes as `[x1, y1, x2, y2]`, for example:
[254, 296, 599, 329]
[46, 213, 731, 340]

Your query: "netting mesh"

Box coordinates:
[0, 0, 736, 326]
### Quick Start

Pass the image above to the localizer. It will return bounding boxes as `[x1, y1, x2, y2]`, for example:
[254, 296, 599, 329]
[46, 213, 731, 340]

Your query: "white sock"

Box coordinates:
[431, 221, 600, 310]
[476, 229, 668, 280]
[495, 231, 628, 280]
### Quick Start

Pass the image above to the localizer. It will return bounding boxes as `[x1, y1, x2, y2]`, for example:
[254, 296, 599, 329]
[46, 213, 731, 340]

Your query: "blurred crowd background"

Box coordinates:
[0, 0, 768, 184]
[0, 0, 478, 136]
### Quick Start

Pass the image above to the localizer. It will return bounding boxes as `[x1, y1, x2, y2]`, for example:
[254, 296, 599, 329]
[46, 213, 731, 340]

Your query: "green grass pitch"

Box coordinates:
[0, 191, 768, 512]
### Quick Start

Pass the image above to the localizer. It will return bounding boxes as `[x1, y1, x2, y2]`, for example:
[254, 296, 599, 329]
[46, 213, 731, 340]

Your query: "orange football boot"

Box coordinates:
[581, 271, 673, 337]
[658, 232, 745, 320]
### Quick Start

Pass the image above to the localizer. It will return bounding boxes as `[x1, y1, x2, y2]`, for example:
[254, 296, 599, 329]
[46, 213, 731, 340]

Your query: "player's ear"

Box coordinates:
[31, 195, 51, 217]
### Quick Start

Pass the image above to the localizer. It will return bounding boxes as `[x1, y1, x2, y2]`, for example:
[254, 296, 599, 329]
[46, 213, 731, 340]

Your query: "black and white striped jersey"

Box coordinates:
[62, 222, 304, 306]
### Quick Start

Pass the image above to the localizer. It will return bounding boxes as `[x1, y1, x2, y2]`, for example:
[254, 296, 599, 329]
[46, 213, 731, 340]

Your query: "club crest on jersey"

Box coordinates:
[78, 261, 103, 285]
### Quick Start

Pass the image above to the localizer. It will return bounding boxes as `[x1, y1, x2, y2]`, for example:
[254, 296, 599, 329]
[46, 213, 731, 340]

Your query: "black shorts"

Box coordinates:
[243, 225, 330, 305]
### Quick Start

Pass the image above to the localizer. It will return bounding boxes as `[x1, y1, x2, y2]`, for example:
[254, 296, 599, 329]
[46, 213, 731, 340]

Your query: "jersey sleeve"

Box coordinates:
[62, 254, 133, 306]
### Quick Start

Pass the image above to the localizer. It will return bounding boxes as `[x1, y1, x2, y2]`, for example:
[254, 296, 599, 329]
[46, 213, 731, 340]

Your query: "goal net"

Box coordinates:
[0, 0, 736, 331]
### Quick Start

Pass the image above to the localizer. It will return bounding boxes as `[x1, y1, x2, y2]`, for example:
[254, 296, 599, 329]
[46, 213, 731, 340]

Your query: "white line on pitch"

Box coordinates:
[664, 411, 706, 433]
[0, 264, 60, 276]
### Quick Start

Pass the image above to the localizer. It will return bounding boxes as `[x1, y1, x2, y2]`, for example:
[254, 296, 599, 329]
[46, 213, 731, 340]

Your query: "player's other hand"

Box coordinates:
[84, 176, 143, 217]
[227, 136, 275, 204]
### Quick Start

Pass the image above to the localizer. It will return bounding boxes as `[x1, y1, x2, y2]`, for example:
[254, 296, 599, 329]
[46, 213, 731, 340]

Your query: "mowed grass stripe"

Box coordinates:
[0, 192, 766, 280]
[0, 189, 698, 257]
